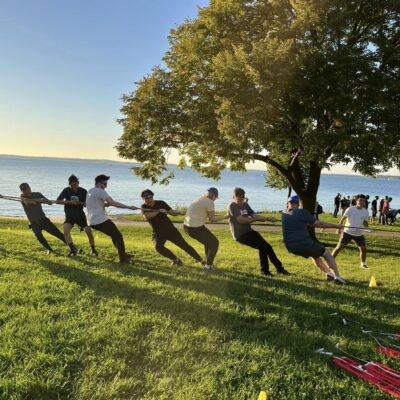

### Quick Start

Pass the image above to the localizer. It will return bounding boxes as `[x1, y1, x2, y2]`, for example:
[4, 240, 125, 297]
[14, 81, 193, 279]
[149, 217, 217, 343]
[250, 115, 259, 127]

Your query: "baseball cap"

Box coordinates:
[207, 187, 219, 197]
[288, 195, 300, 203]
[95, 174, 110, 184]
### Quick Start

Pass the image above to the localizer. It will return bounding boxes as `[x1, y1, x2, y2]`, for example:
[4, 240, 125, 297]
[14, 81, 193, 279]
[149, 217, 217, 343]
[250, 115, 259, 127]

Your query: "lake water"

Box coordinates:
[1, 155, 399, 217]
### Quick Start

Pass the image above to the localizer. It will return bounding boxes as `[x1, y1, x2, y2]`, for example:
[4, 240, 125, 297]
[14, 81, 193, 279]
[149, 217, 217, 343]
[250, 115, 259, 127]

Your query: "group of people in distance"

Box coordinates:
[334, 192, 398, 225]
[9, 174, 374, 285]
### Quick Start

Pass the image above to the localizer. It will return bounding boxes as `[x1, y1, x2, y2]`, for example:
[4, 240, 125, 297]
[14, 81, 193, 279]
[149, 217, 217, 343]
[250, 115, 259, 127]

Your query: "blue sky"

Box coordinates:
[0, 0, 208, 160]
[0, 1, 397, 175]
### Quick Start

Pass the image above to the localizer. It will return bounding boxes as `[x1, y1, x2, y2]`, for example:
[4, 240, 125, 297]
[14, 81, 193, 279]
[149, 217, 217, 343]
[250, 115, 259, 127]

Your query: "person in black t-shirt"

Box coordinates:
[56, 175, 97, 257]
[141, 189, 204, 266]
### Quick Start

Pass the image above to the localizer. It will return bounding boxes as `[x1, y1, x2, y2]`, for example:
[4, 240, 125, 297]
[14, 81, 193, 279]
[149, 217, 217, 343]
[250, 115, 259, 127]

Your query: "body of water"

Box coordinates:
[1, 155, 399, 217]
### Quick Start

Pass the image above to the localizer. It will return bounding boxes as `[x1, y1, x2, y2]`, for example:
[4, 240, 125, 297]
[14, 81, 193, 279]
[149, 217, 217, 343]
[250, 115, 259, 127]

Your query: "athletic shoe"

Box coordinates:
[171, 258, 183, 266]
[326, 272, 335, 282]
[203, 265, 217, 272]
[68, 247, 82, 257]
[334, 276, 346, 285]
[261, 270, 274, 277]
[91, 249, 99, 257]
[361, 263, 368, 269]
[276, 267, 291, 275]
[46, 249, 53, 255]
[120, 254, 134, 264]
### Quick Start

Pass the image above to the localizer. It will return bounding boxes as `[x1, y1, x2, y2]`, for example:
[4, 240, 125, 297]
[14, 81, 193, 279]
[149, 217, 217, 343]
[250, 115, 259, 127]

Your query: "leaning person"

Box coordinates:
[86, 174, 138, 264]
[282, 195, 346, 284]
[332, 194, 369, 269]
[183, 188, 227, 271]
[140, 189, 205, 266]
[228, 187, 290, 276]
[19, 182, 67, 254]
[56, 174, 97, 257]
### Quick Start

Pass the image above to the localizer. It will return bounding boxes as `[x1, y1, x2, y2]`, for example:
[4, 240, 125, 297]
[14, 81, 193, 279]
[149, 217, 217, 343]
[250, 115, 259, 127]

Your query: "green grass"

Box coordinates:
[0, 218, 399, 400]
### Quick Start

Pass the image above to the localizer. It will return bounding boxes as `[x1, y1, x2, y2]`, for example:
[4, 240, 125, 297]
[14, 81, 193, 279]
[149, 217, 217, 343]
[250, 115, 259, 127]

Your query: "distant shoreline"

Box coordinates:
[1, 153, 399, 177]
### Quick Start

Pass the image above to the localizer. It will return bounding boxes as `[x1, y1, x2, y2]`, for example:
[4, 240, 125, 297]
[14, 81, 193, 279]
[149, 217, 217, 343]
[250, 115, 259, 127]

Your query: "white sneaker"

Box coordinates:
[361, 263, 368, 269]
[203, 264, 217, 272]
[334, 276, 346, 285]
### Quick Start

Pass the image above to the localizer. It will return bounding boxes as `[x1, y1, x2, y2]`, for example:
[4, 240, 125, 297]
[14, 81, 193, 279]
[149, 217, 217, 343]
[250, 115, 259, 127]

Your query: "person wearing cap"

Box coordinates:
[332, 194, 369, 269]
[86, 174, 139, 264]
[56, 174, 97, 257]
[282, 195, 346, 284]
[19, 182, 67, 254]
[140, 189, 205, 266]
[228, 187, 290, 276]
[183, 188, 227, 271]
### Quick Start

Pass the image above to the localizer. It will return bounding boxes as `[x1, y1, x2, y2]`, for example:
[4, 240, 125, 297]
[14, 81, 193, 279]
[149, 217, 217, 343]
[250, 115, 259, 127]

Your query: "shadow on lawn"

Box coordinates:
[31, 254, 400, 363]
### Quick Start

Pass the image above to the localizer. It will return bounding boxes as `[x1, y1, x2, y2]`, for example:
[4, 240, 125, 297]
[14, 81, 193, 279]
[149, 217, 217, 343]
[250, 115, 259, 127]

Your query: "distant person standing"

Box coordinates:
[140, 189, 205, 266]
[56, 174, 97, 257]
[19, 182, 67, 254]
[183, 188, 227, 271]
[332, 194, 369, 269]
[333, 193, 341, 218]
[379, 196, 386, 224]
[365, 195, 370, 210]
[381, 196, 391, 225]
[86, 174, 138, 264]
[228, 187, 290, 276]
[340, 196, 349, 216]
[370, 195, 379, 224]
[282, 195, 346, 284]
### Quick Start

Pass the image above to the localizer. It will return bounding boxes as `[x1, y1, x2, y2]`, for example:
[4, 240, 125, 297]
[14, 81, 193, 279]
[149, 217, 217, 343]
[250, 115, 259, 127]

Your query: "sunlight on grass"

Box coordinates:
[0, 218, 399, 399]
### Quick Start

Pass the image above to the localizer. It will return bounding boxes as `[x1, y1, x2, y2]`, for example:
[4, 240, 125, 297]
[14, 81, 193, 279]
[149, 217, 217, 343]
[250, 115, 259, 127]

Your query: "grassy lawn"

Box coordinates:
[0, 218, 399, 400]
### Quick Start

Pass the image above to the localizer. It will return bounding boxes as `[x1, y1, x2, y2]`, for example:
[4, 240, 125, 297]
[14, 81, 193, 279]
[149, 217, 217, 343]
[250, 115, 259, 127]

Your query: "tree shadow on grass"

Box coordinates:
[32, 255, 400, 357]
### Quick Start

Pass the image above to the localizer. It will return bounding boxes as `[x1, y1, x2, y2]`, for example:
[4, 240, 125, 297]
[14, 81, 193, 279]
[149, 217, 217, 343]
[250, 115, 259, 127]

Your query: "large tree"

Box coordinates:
[117, 0, 400, 212]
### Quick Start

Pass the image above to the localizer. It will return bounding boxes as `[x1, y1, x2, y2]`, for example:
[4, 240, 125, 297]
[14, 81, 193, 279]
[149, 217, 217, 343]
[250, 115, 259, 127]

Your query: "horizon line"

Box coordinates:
[1, 153, 398, 178]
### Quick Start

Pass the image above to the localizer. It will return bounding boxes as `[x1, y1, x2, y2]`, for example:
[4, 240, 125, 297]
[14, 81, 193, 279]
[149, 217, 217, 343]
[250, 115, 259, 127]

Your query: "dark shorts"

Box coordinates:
[64, 214, 88, 230]
[291, 241, 325, 259]
[371, 209, 377, 217]
[339, 232, 366, 247]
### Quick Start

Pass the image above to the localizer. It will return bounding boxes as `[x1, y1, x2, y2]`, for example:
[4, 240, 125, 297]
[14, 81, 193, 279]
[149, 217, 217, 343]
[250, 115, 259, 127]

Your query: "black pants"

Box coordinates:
[91, 219, 126, 262]
[153, 228, 202, 262]
[30, 217, 66, 251]
[183, 225, 219, 266]
[236, 230, 282, 272]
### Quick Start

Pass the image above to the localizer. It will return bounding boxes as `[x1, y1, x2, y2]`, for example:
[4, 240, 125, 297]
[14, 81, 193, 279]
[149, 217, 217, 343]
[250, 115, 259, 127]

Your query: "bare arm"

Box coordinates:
[207, 210, 228, 223]
[143, 209, 167, 220]
[106, 196, 139, 210]
[168, 209, 186, 216]
[236, 214, 277, 225]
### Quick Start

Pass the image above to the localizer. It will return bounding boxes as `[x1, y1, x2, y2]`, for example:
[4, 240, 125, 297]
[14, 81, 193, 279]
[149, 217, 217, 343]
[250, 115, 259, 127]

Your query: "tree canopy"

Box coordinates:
[117, 0, 399, 211]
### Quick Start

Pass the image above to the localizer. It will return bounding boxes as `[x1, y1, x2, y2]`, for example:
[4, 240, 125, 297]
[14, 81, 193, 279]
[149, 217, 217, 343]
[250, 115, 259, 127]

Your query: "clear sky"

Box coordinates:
[0, 0, 208, 160]
[0, 1, 397, 175]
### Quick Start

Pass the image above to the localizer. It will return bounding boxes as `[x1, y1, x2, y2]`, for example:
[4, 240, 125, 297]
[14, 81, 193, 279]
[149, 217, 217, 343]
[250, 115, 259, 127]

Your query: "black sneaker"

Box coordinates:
[261, 270, 274, 277]
[91, 249, 99, 257]
[120, 254, 134, 264]
[276, 267, 291, 275]
[171, 258, 183, 266]
[67, 247, 81, 257]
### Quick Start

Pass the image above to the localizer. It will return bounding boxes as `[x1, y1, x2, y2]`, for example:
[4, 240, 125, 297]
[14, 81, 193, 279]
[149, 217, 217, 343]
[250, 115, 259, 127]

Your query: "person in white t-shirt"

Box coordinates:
[332, 194, 369, 269]
[183, 188, 228, 271]
[86, 174, 139, 264]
